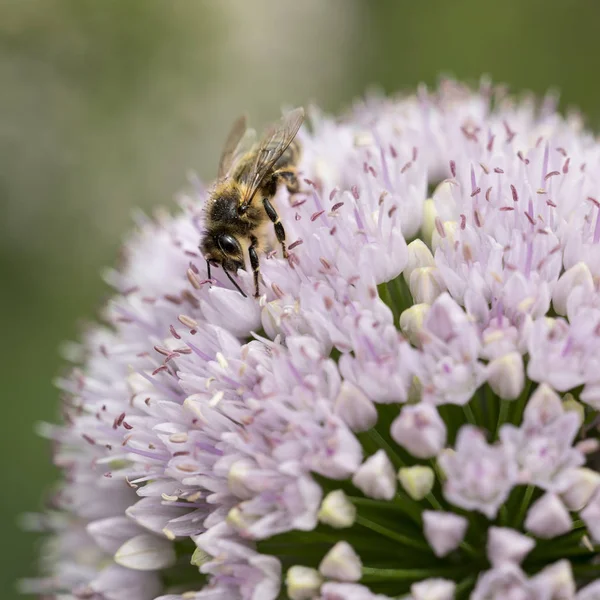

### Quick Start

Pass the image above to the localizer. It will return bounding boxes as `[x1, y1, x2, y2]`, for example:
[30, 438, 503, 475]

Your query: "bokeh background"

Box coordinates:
[3, 0, 600, 597]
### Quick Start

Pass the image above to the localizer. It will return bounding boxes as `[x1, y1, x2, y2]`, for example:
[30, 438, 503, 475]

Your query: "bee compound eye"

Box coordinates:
[218, 234, 239, 255]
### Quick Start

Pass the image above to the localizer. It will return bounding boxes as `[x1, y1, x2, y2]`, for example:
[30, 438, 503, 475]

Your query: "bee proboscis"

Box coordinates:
[200, 107, 305, 298]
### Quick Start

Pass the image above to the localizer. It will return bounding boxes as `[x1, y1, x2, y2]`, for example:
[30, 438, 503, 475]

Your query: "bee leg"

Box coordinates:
[262, 197, 288, 259]
[276, 169, 300, 194]
[249, 235, 261, 298]
[206, 259, 212, 283]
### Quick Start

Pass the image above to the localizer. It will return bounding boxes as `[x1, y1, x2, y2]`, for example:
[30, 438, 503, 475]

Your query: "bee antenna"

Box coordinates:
[206, 259, 212, 283]
[223, 268, 248, 298]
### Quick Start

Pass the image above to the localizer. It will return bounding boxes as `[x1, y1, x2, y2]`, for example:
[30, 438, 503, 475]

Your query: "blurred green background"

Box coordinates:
[3, 0, 600, 597]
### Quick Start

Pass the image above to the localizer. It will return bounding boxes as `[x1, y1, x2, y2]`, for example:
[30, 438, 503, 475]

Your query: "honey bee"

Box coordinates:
[200, 107, 305, 298]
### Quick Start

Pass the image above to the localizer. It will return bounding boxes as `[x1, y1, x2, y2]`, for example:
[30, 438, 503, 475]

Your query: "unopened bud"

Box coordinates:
[486, 527, 535, 566]
[391, 404, 446, 459]
[531, 560, 575, 600]
[318, 490, 356, 529]
[577, 580, 600, 600]
[191, 547, 211, 567]
[228, 458, 255, 499]
[398, 466, 435, 501]
[525, 493, 572, 539]
[487, 352, 524, 400]
[562, 394, 585, 426]
[552, 262, 593, 316]
[409, 267, 445, 304]
[581, 490, 600, 542]
[407, 376, 423, 404]
[431, 220, 459, 252]
[559, 468, 600, 511]
[403, 239, 435, 285]
[422, 510, 468, 557]
[400, 304, 430, 346]
[411, 579, 456, 600]
[333, 381, 377, 432]
[114, 534, 176, 571]
[524, 383, 563, 426]
[421, 198, 438, 247]
[351, 450, 397, 500]
[286, 566, 323, 600]
[319, 542, 362, 582]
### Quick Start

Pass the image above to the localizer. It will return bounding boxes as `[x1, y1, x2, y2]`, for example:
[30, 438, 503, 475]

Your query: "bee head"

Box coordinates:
[200, 231, 245, 273]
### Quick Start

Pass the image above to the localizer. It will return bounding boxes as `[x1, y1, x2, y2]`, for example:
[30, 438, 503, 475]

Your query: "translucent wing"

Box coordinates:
[239, 107, 304, 209]
[217, 114, 247, 179]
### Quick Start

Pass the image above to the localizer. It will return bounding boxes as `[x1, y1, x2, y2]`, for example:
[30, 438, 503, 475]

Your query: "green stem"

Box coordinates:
[514, 485, 535, 529]
[495, 399, 511, 440]
[361, 566, 467, 582]
[378, 282, 400, 323]
[426, 492, 444, 511]
[366, 428, 405, 468]
[462, 403, 476, 425]
[471, 393, 484, 429]
[455, 574, 477, 599]
[348, 497, 404, 509]
[349, 494, 421, 524]
[393, 275, 413, 314]
[459, 541, 480, 561]
[512, 379, 533, 426]
[572, 563, 600, 577]
[355, 515, 430, 551]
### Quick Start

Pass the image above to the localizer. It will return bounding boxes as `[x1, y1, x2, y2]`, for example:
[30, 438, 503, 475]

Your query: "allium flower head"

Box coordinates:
[25, 79, 600, 599]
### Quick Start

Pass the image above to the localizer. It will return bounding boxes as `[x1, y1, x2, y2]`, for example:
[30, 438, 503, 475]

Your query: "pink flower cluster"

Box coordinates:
[26, 81, 600, 599]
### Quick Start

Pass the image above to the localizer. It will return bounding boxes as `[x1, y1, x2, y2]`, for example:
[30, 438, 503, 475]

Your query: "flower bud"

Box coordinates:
[318, 490, 356, 529]
[581, 490, 600, 542]
[319, 541, 362, 582]
[333, 381, 378, 432]
[261, 299, 286, 340]
[486, 352, 524, 400]
[523, 383, 563, 426]
[399, 303, 430, 346]
[525, 493, 572, 539]
[409, 267, 445, 304]
[559, 468, 600, 511]
[403, 239, 435, 285]
[411, 579, 456, 600]
[486, 527, 535, 566]
[398, 466, 435, 501]
[228, 458, 256, 499]
[562, 394, 585, 426]
[286, 566, 323, 600]
[481, 324, 519, 361]
[114, 534, 176, 571]
[576, 438, 600, 455]
[421, 198, 438, 247]
[431, 219, 459, 252]
[407, 376, 423, 404]
[552, 262, 593, 316]
[191, 546, 211, 567]
[531, 560, 575, 599]
[226, 506, 247, 530]
[86, 516, 143, 554]
[352, 450, 397, 500]
[391, 404, 446, 459]
[422, 510, 468, 557]
[581, 382, 600, 411]
[320, 582, 385, 600]
[577, 580, 600, 600]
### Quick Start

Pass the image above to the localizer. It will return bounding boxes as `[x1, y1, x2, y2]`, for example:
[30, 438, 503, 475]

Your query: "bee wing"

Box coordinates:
[239, 107, 304, 208]
[217, 114, 248, 179]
